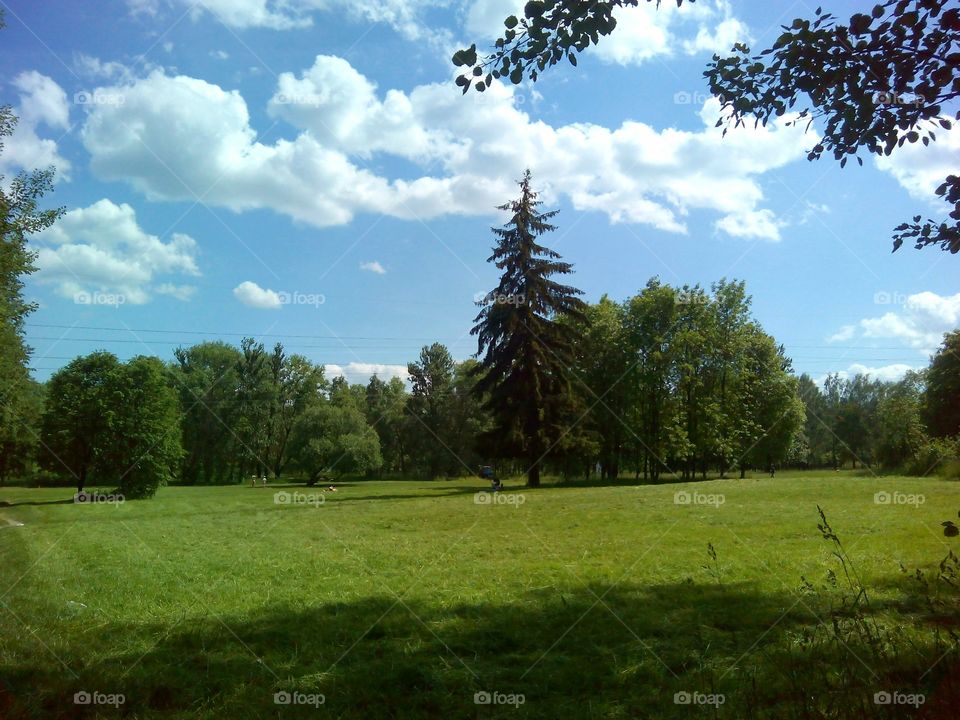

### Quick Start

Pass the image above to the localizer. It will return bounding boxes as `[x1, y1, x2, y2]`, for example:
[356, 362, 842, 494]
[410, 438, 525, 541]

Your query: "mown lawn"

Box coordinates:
[1, 471, 958, 718]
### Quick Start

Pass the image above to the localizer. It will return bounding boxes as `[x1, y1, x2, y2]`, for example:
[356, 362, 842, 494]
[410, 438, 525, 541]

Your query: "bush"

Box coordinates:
[904, 436, 960, 477]
[941, 458, 960, 481]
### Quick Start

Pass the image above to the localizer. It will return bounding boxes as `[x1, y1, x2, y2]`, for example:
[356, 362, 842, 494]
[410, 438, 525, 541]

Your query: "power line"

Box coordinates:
[26, 322, 471, 342]
[25, 336, 473, 350]
[26, 324, 925, 351]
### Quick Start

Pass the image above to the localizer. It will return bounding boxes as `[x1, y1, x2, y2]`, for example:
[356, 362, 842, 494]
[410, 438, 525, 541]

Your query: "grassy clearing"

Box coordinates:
[1, 471, 958, 718]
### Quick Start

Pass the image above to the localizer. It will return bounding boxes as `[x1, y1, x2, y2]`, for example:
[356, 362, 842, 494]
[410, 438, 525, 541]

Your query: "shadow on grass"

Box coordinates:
[2, 580, 957, 719]
[2, 498, 75, 507]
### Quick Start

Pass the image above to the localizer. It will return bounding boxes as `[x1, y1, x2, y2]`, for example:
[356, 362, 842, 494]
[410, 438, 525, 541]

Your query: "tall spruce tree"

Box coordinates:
[471, 170, 586, 487]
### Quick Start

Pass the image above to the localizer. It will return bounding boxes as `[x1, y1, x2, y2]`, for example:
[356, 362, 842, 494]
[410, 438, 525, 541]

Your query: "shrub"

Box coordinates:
[904, 436, 960, 477]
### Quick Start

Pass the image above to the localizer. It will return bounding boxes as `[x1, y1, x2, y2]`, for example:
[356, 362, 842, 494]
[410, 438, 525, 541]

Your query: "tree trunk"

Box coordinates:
[527, 461, 540, 488]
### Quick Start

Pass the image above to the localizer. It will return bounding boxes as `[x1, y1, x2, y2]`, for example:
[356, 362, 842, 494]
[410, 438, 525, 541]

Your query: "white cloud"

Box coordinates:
[796, 201, 830, 226]
[681, 16, 750, 55]
[81, 59, 811, 240]
[715, 209, 784, 242]
[2, 71, 71, 180]
[325, 362, 409, 383]
[31, 199, 200, 304]
[876, 119, 960, 203]
[827, 291, 960, 353]
[360, 260, 386, 274]
[592, 0, 749, 66]
[233, 280, 282, 309]
[827, 325, 855, 343]
[464, 0, 523, 40]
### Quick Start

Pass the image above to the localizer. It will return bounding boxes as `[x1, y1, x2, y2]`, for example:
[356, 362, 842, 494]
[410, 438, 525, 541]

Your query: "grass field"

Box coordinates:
[1, 471, 958, 718]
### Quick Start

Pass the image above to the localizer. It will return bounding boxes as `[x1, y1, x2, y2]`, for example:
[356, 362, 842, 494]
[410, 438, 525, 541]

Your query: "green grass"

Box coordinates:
[1, 471, 957, 718]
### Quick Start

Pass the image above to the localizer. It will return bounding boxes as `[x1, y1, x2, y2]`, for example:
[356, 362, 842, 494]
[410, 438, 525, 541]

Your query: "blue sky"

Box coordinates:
[1, 0, 957, 384]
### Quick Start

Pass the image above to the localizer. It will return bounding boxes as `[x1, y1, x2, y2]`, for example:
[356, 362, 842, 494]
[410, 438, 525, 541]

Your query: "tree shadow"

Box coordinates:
[2, 579, 957, 719]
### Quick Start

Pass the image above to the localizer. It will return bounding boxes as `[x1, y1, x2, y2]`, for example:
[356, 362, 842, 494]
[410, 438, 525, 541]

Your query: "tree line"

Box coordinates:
[4, 293, 957, 497]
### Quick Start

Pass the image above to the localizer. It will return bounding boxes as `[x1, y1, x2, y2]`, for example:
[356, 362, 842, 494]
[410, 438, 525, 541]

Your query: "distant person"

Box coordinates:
[769, 463, 776, 478]
[479, 465, 500, 491]
[261, 474, 268, 486]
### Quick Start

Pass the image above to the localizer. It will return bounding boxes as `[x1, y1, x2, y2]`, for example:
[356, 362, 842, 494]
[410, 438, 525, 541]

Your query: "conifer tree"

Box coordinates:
[471, 170, 586, 487]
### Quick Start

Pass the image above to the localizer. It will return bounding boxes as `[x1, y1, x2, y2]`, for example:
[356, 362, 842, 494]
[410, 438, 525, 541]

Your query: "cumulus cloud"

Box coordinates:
[233, 281, 283, 309]
[81, 58, 812, 241]
[875, 120, 960, 203]
[360, 260, 386, 274]
[31, 199, 199, 304]
[827, 291, 960, 353]
[2, 71, 71, 180]
[324, 362, 409, 383]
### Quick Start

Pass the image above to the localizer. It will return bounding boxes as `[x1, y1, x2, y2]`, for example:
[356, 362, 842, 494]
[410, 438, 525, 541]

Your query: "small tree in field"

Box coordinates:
[289, 404, 382, 483]
[40, 353, 181, 498]
[472, 170, 586, 487]
[107, 356, 183, 499]
[40, 352, 120, 493]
